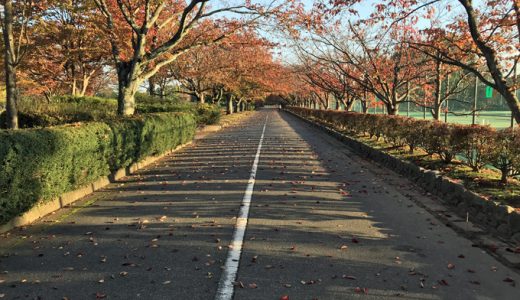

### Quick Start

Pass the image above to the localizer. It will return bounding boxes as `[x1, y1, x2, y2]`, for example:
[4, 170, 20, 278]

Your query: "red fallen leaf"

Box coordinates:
[95, 292, 107, 299]
[458, 254, 465, 258]
[488, 244, 499, 253]
[467, 269, 476, 273]
[503, 277, 515, 283]
[121, 262, 137, 267]
[447, 263, 455, 269]
[280, 296, 289, 300]
[342, 275, 356, 280]
[351, 238, 359, 244]
[438, 279, 449, 286]
[354, 287, 368, 294]
[505, 247, 520, 254]
[469, 281, 480, 285]
[248, 283, 258, 289]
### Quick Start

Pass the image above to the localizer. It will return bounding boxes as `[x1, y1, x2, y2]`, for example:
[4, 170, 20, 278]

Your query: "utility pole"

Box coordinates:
[406, 81, 410, 117]
[512, 63, 517, 128]
[423, 99, 426, 119]
[472, 75, 478, 125]
[445, 74, 450, 123]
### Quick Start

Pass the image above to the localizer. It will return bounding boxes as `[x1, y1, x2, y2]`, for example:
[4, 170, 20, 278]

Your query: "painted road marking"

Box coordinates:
[215, 115, 268, 300]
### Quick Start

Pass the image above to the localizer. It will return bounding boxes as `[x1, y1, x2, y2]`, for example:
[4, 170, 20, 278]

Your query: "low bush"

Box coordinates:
[288, 107, 518, 182]
[196, 103, 221, 125]
[421, 122, 455, 162]
[1, 96, 117, 128]
[489, 128, 520, 183]
[451, 125, 496, 171]
[1, 95, 221, 128]
[0, 112, 196, 225]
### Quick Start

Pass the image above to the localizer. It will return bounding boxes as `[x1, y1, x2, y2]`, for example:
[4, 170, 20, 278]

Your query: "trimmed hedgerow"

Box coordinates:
[137, 101, 221, 125]
[1, 96, 221, 129]
[0, 112, 196, 225]
[288, 107, 518, 183]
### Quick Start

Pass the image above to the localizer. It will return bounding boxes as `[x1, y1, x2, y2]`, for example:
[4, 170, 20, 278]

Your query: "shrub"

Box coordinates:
[137, 100, 221, 125]
[1, 96, 117, 128]
[421, 121, 455, 162]
[195, 103, 221, 125]
[489, 128, 520, 183]
[401, 118, 430, 154]
[451, 125, 496, 171]
[287, 107, 515, 181]
[0, 112, 196, 224]
[1, 95, 222, 128]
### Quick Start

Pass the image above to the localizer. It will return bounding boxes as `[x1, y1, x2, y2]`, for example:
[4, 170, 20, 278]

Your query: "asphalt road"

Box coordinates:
[1, 109, 519, 300]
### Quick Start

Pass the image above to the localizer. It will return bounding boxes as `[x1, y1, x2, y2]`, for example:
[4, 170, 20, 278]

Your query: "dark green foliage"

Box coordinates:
[137, 100, 221, 125]
[1, 95, 221, 128]
[0, 96, 118, 128]
[0, 112, 196, 224]
[195, 103, 221, 125]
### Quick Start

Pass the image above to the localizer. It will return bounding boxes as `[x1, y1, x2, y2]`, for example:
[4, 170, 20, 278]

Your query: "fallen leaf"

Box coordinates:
[438, 279, 449, 286]
[354, 287, 368, 294]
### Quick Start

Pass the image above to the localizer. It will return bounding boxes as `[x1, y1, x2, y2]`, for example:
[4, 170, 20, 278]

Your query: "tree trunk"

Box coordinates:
[2, 0, 19, 129]
[459, 0, 520, 125]
[148, 77, 155, 96]
[227, 96, 234, 114]
[116, 63, 140, 115]
[72, 78, 77, 96]
[432, 60, 442, 120]
[197, 91, 205, 103]
[386, 103, 398, 115]
[500, 167, 509, 184]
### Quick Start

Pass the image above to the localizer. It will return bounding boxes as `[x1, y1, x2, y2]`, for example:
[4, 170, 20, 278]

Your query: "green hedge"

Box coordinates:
[0, 112, 196, 224]
[288, 107, 520, 184]
[137, 102, 220, 125]
[1, 96, 221, 128]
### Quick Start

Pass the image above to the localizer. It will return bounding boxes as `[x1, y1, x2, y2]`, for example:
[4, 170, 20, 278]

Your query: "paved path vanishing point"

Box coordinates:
[1, 109, 519, 300]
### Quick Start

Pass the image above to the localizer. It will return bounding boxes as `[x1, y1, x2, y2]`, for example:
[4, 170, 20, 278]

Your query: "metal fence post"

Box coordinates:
[472, 76, 478, 125]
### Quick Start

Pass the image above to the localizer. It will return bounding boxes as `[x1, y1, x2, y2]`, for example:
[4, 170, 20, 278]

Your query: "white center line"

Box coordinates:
[215, 115, 268, 300]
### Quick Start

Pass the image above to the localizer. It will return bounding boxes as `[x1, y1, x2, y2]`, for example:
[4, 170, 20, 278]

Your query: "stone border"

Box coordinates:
[0, 122, 229, 235]
[285, 109, 520, 245]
